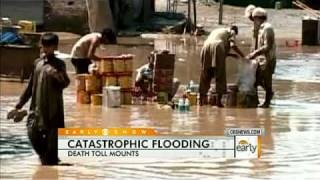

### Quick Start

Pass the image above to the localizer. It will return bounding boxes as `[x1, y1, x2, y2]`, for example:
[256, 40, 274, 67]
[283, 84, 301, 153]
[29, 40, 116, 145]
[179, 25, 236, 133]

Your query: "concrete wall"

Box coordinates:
[44, 0, 89, 34]
[1, 0, 156, 34]
[44, 0, 156, 34]
[46, 0, 86, 16]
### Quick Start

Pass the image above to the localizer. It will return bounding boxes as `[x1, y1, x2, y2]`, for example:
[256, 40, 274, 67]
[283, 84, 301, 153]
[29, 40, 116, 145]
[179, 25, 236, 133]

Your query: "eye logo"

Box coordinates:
[236, 139, 257, 153]
[239, 140, 248, 145]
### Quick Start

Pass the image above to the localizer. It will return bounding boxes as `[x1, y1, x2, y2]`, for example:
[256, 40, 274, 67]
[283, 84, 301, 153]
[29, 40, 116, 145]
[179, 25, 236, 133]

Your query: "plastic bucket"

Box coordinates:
[85, 75, 101, 92]
[104, 76, 118, 86]
[103, 86, 121, 108]
[75, 74, 86, 91]
[121, 91, 132, 105]
[18, 20, 36, 32]
[118, 76, 132, 88]
[188, 93, 197, 106]
[113, 59, 125, 73]
[91, 94, 103, 106]
[100, 59, 113, 73]
[77, 90, 90, 104]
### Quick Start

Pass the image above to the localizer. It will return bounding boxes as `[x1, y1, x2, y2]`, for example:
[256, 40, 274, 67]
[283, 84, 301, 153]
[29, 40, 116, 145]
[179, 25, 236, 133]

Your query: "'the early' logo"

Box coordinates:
[236, 140, 257, 153]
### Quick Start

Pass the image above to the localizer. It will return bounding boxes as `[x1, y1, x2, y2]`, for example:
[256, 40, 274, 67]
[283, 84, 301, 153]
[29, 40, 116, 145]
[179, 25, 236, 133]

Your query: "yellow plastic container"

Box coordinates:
[125, 92, 132, 105]
[85, 75, 99, 92]
[104, 76, 117, 86]
[102, 76, 106, 86]
[157, 92, 168, 104]
[118, 76, 132, 88]
[77, 91, 90, 104]
[113, 59, 125, 73]
[18, 20, 36, 32]
[120, 92, 125, 105]
[95, 77, 102, 93]
[100, 59, 113, 73]
[91, 94, 102, 105]
[121, 92, 132, 105]
[124, 59, 133, 72]
[188, 93, 197, 106]
[75, 74, 86, 91]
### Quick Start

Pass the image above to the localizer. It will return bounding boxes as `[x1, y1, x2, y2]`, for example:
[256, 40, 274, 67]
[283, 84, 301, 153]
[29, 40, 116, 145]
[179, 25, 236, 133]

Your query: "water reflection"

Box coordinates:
[32, 166, 58, 180]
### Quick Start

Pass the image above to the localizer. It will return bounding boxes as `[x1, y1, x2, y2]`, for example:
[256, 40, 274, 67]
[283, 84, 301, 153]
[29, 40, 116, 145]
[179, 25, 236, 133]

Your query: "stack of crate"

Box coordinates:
[153, 51, 175, 104]
[99, 54, 134, 105]
[76, 74, 102, 105]
[76, 54, 134, 105]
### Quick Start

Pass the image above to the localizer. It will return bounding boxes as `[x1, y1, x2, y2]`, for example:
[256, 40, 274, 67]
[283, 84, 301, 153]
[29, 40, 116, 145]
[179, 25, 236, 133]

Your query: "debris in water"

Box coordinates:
[178, 58, 185, 62]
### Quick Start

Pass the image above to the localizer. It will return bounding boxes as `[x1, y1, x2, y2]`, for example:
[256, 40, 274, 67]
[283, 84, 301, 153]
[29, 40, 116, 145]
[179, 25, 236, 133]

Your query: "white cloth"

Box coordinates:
[70, 33, 101, 59]
[238, 59, 258, 94]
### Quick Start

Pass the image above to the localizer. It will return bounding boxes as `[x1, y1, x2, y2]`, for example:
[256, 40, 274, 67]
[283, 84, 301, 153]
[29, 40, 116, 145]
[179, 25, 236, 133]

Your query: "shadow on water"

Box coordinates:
[1, 36, 320, 179]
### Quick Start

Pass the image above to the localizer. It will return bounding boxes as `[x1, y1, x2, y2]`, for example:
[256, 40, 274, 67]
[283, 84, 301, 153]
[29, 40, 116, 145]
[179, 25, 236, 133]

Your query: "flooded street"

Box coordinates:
[1, 36, 320, 179]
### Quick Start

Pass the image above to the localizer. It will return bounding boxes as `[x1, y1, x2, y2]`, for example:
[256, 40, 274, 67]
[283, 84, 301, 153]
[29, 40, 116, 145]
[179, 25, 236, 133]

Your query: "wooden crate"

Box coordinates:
[153, 52, 175, 94]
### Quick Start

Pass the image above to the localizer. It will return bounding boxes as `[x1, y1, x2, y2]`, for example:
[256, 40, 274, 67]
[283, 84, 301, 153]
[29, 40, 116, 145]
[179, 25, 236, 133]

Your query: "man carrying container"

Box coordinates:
[246, 8, 277, 108]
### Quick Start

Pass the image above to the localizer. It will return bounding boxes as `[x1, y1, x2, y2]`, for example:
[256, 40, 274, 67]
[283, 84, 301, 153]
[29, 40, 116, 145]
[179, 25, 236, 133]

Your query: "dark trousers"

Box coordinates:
[255, 66, 273, 93]
[255, 65, 274, 105]
[28, 127, 59, 165]
[71, 58, 91, 74]
[199, 67, 215, 96]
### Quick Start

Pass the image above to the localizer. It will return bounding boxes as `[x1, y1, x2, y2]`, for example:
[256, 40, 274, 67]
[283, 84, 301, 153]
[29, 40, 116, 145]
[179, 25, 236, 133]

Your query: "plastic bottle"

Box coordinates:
[178, 98, 185, 112]
[190, 80, 194, 87]
[173, 98, 179, 109]
[189, 80, 195, 92]
[185, 98, 190, 111]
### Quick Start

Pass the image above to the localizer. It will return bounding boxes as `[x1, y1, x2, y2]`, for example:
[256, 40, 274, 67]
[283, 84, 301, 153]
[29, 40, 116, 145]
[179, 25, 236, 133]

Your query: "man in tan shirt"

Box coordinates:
[199, 26, 245, 107]
[247, 8, 276, 108]
[70, 28, 117, 74]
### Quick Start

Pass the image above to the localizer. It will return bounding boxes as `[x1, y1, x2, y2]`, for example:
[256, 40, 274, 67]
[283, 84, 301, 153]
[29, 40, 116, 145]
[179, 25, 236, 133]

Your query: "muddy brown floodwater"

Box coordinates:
[1, 36, 320, 179]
